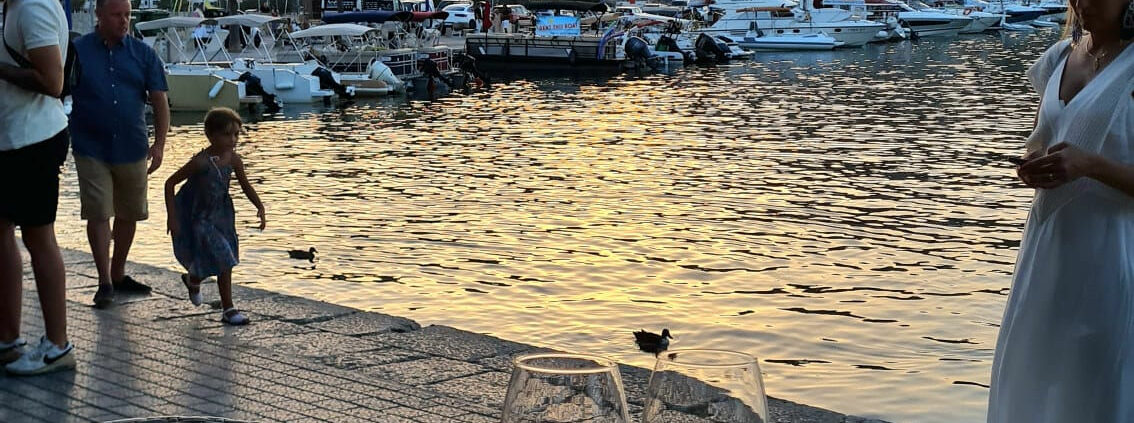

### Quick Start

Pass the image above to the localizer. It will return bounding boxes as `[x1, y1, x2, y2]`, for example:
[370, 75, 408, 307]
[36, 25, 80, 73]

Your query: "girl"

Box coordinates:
[165, 107, 266, 326]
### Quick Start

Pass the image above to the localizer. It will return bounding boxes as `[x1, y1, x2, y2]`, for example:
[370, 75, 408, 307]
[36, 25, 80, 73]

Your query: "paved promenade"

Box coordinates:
[1, 247, 885, 423]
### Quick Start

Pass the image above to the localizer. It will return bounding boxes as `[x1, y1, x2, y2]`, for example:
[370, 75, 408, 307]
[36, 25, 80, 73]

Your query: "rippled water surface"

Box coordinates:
[52, 30, 1061, 422]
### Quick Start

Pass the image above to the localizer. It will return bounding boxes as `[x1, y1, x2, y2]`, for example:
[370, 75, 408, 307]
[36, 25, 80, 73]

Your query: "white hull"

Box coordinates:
[959, 13, 1001, 33]
[708, 8, 886, 47]
[738, 33, 840, 50]
[167, 62, 335, 104]
[899, 11, 972, 37]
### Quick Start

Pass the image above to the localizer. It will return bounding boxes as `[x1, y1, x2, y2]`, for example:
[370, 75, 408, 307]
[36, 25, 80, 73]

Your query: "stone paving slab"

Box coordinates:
[1, 247, 887, 422]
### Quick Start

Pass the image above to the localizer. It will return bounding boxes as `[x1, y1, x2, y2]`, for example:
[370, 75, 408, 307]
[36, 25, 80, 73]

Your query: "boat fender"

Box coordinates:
[568, 48, 577, 66]
[208, 79, 224, 99]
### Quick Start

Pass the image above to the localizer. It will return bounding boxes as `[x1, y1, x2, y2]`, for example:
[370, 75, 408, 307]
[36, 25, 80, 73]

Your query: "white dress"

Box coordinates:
[988, 39, 1134, 423]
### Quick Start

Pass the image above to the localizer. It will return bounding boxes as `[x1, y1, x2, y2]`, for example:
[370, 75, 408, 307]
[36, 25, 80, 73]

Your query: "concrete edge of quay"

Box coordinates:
[1, 246, 889, 423]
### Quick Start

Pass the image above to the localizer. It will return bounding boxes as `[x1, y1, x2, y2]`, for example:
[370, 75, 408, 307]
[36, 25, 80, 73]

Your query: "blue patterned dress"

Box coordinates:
[172, 151, 238, 278]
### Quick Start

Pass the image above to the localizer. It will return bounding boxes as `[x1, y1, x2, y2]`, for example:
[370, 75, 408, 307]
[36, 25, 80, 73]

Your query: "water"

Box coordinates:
[52, 30, 1060, 422]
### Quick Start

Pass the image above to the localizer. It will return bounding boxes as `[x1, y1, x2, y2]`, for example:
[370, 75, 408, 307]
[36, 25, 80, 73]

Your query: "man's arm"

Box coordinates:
[147, 90, 170, 174]
[0, 44, 63, 97]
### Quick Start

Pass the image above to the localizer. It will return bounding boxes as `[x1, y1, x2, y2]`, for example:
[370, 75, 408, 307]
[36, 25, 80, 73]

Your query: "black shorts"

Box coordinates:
[0, 129, 70, 227]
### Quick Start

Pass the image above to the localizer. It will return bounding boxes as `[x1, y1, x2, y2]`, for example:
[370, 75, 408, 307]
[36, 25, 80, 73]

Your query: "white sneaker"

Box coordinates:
[0, 337, 26, 364]
[5, 335, 75, 376]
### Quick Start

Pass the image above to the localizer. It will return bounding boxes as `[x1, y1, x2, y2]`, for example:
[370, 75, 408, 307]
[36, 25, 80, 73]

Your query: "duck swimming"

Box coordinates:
[288, 247, 317, 262]
[634, 328, 673, 354]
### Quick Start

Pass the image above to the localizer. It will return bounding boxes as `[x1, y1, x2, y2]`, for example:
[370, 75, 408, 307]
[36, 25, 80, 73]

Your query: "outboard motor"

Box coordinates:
[310, 66, 353, 99]
[625, 36, 652, 62]
[416, 57, 452, 98]
[695, 32, 728, 64]
[237, 72, 281, 112]
[624, 36, 659, 71]
[656, 35, 691, 63]
[366, 59, 404, 91]
[455, 53, 490, 90]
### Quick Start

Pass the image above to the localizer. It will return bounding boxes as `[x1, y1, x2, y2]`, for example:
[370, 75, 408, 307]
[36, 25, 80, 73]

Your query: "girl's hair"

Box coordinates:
[204, 107, 243, 136]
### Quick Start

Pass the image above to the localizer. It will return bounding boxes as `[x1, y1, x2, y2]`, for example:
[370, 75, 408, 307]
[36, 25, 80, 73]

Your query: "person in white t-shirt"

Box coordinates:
[0, 0, 77, 376]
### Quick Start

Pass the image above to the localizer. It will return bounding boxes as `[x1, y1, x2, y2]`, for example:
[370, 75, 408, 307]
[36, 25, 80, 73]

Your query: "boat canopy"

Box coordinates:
[513, 1, 609, 12]
[135, 16, 218, 31]
[321, 10, 414, 23]
[735, 6, 795, 12]
[213, 14, 285, 27]
[410, 11, 449, 21]
[289, 23, 379, 38]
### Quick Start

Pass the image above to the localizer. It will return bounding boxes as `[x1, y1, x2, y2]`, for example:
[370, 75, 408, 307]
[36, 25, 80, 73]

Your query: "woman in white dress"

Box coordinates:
[988, 0, 1134, 420]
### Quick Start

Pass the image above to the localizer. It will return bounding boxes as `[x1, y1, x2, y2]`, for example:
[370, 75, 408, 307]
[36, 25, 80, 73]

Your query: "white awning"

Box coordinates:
[214, 14, 286, 27]
[135, 17, 218, 30]
[288, 23, 379, 38]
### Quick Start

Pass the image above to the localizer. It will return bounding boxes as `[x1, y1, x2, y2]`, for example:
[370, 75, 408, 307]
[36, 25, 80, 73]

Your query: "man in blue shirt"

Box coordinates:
[70, 0, 170, 308]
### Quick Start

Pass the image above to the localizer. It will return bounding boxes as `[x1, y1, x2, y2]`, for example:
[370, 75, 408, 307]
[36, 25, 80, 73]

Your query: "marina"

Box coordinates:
[2, 0, 1072, 419]
[39, 24, 1062, 421]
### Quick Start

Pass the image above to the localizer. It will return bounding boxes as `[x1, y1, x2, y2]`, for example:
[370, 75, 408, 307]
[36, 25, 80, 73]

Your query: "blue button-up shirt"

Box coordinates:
[70, 32, 167, 164]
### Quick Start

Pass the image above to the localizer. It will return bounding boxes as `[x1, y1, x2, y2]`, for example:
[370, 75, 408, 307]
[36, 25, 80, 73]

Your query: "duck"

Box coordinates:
[634, 328, 673, 355]
[288, 247, 317, 262]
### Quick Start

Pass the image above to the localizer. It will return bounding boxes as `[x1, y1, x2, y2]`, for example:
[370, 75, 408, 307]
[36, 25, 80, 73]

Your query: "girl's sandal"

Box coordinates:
[221, 308, 250, 326]
[181, 274, 203, 306]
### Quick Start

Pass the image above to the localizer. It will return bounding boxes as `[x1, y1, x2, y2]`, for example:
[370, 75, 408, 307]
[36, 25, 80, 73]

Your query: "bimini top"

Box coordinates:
[514, 1, 610, 12]
[214, 14, 286, 27]
[410, 11, 449, 21]
[321, 10, 415, 23]
[288, 23, 380, 38]
[134, 16, 219, 31]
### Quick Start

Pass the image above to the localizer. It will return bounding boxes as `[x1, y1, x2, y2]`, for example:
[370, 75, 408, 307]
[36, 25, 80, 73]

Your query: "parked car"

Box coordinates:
[442, 3, 479, 31]
[507, 4, 533, 26]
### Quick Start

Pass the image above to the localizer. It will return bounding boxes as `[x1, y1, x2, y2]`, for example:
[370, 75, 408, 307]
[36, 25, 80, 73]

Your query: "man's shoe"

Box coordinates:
[113, 275, 151, 293]
[93, 284, 114, 309]
[0, 337, 26, 365]
[5, 335, 75, 376]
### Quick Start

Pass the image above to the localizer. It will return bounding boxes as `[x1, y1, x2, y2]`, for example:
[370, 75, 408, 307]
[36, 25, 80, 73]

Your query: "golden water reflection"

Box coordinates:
[52, 30, 1057, 422]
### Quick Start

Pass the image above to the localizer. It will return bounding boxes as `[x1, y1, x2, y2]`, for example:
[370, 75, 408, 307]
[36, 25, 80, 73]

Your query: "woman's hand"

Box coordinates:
[1017, 142, 1098, 189]
[257, 207, 267, 231]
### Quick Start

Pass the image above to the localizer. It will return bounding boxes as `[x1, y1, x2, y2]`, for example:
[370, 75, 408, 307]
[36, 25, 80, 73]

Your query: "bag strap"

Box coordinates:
[2, 1, 34, 69]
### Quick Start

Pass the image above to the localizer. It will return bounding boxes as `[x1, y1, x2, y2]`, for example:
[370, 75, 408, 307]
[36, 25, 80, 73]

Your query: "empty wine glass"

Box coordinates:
[642, 349, 769, 423]
[501, 352, 631, 423]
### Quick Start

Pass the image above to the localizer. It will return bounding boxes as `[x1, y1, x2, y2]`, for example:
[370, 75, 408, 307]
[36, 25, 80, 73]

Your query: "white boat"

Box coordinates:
[958, 11, 1003, 33]
[898, 1, 974, 37]
[134, 17, 263, 111]
[706, 4, 887, 47]
[140, 16, 341, 105]
[1030, 18, 1060, 28]
[738, 31, 841, 49]
[288, 23, 405, 96]
[998, 15, 1036, 30]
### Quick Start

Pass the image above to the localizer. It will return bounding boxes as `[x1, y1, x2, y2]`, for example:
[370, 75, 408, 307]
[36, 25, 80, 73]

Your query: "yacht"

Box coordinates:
[704, 0, 886, 47]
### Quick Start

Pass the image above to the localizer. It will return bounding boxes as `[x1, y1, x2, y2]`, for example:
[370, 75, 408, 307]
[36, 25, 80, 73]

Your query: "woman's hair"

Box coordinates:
[1063, 7, 1080, 40]
[204, 107, 243, 135]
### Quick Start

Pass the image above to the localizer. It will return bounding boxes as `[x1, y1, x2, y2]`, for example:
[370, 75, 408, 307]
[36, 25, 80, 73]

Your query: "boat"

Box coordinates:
[465, 1, 631, 65]
[738, 31, 841, 50]
[704, 4, 887, 47]
[288, 23, 404, 95]
[143, 15, 345, 105]
[896, 0, 974, 37]
[300, 8, 457, 91]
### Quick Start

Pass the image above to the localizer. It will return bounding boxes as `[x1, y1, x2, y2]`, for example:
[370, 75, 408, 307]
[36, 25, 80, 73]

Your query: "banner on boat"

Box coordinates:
[536, 16, 581, 36]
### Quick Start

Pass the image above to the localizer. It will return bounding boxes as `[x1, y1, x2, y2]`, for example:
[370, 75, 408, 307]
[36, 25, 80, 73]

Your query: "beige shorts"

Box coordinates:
[75, 155, 148, 221]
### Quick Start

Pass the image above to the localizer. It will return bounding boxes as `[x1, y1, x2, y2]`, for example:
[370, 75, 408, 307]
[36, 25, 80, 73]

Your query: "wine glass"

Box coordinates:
[501, 352, 631, 423]
[642, 349, 769, 423]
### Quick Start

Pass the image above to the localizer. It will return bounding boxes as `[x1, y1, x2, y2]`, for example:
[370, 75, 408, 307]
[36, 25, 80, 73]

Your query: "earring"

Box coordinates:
[1122, 0, 1134, 40]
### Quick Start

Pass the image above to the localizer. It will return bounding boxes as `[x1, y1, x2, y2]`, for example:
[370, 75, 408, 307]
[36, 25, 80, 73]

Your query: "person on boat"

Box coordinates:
[988, 0, 1134, 420]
